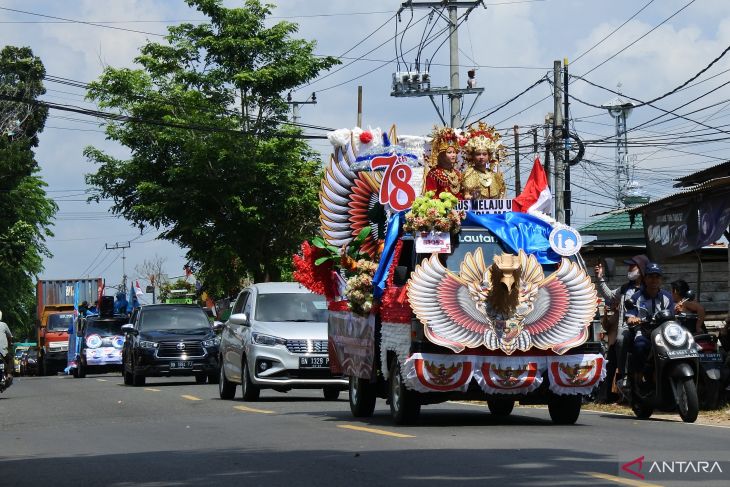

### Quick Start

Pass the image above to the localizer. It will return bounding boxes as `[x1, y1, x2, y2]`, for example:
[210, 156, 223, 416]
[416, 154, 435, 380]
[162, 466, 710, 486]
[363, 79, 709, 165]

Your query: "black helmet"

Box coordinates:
[654, 308, 675, 324]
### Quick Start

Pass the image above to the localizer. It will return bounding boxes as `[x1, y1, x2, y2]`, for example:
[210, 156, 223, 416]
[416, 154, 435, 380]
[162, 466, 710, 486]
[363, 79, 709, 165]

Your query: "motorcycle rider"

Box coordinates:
[0, 310, 14, 383]
[625, 262, 674, 391]
[595, 254, 648, 393]
[670, 279, 706, 334]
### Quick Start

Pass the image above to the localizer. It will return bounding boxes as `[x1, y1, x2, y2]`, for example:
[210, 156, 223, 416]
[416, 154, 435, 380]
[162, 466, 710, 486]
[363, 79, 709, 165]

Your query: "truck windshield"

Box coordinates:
[139, 307, 210, 332]
[255, 293, 328, 323]
[47, 313, 74, 332]
[85, 318, 127, 337]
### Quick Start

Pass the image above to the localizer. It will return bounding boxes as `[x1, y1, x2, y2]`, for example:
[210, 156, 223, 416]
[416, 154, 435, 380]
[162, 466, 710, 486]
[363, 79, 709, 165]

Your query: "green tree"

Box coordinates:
[84, 0, 338, 296]
[158, 279, 197, 303]
[0, 46, 56, 338]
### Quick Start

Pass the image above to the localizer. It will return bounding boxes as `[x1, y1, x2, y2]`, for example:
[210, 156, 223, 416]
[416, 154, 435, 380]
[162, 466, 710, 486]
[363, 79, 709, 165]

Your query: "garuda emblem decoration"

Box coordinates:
[407, 249, 597, 355]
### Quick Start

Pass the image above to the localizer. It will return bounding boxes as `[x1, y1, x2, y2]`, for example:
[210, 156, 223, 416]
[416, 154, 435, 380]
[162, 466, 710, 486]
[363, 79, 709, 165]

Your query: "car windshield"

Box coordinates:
[85, 318, 127, 337]
[139, 307, 210, 332]
[255, 293, 328, 323]
[47, 313, 74, 331]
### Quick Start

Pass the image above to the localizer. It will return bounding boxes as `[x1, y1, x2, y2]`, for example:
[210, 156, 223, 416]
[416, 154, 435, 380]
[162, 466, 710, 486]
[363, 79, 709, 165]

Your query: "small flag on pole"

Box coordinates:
[512, 155, 552, 214]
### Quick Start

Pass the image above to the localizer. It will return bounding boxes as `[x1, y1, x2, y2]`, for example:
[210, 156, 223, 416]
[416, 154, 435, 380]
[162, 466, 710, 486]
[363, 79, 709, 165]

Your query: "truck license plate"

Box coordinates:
[299, 356, 328, 368]
[170, 361, 193, 369]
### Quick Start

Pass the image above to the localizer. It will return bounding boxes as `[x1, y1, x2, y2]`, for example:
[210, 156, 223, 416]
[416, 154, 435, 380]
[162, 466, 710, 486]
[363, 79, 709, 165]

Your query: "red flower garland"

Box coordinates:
[292, 241, 337, 299]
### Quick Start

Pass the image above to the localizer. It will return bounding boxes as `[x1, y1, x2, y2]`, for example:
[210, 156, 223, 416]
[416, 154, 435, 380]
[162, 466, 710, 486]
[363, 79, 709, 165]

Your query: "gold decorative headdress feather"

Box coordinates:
[464, 122, 506, 161]
[428, 126, 464, 168]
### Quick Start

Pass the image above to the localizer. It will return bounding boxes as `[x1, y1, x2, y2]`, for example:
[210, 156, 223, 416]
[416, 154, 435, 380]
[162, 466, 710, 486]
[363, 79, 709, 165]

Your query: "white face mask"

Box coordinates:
[627, 269, 641, 281]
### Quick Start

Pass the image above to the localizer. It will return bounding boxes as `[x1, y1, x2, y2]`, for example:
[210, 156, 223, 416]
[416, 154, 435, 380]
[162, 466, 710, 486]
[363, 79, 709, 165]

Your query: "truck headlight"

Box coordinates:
[202, 337, 220, 348]
[139, 340, 158, 349]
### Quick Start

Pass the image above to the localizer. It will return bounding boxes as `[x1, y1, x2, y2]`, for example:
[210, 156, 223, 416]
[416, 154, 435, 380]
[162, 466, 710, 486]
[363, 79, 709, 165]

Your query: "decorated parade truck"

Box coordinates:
[294, 123, 604, 425]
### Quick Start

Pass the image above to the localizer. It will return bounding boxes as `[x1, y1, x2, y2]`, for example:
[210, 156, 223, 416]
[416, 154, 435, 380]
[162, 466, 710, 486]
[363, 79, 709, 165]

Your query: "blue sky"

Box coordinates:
[2, 0, 729, 295]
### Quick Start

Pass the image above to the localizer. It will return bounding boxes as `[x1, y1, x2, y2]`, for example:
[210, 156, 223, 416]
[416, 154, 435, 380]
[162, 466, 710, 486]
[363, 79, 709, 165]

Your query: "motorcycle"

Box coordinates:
[0, 352, 12, 393]
[690, 330, 726, 409]
[623, 307, 700, 423]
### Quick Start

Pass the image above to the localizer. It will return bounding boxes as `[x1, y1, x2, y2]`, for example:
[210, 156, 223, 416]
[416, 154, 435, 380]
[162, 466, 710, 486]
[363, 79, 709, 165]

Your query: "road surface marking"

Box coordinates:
[582, 471, 662, 487]
[144, 388, 161, 392]
[234, 405, 275, 414]
[337, 424, 415, 438]
[181, 394, 202, 401]
[96, 378, 107, 382]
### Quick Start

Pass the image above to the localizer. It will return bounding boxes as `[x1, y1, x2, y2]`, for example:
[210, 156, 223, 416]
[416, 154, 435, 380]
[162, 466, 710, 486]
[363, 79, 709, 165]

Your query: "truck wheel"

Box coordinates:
[675, 377, 699, 423]
[389, 360, 420, 425]
[41, 356, 51, 376]
[241, 358, 260, 401]
[487, 397, 515, 417]
[349, 376, 377, 417]
[132, 372, 146, 387]
[548, 394, 582, 425]
[218, 364, 236, 400]
[77, 360, 86, 379]
[323, 386, 340, 401]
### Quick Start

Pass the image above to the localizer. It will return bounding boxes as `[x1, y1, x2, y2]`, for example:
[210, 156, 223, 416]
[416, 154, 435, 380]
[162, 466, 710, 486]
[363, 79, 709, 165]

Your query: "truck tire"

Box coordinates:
[548, 394, 582, 425]
[77, 361, 86, 379]
[218, 364, 237, 400]
[349, 376, 376, 417]
[487, 397, 515, 417]
[389, 360, 420, 425]
[41, 355, 51, 376]
[241, 358, 260, 401]
[132, 372, 146, 387]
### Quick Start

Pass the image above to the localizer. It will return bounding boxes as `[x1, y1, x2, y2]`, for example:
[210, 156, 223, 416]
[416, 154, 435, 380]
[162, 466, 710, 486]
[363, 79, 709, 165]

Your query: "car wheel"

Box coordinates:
[218, 364, 237, 400]
[349, 376, 376, 418]
[195, 373, 207, 384]
[241, 357, 260, 401]
[323, 386, 340, 401]
[388, 360, 420, 425]
[132, 370, 146, 387]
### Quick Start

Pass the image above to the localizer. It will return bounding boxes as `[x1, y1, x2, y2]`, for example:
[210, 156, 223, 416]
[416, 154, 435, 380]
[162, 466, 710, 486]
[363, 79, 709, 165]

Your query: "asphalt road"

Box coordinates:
[1, 373, 729, 487]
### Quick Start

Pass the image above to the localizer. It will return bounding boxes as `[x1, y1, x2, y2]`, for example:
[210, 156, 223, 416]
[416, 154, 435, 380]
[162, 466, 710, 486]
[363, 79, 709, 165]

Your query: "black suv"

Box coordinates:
[121, 304, 221, 386]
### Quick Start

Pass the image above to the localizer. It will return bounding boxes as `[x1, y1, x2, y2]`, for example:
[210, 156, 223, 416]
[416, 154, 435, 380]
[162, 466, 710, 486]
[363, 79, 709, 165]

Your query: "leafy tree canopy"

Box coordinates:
[0, 46, 56, 339]
[85, 0, 339, 297]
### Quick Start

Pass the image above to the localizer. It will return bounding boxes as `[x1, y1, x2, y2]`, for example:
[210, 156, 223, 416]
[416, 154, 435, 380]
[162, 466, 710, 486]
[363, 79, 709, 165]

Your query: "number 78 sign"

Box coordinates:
[370, 154, 417, 211]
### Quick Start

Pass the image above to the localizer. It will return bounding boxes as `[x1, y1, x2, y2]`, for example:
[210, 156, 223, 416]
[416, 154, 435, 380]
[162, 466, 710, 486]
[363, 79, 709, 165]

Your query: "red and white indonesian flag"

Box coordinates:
[134, 280, 146, 303]
[513, 156, 552, 214]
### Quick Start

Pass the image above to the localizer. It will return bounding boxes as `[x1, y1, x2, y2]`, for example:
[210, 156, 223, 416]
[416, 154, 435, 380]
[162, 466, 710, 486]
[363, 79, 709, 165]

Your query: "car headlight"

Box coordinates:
[202, 336, 220, 348]
[251, 332, 286, 347]
[662, 323, 689, 348]
[139, 340, 159, 349]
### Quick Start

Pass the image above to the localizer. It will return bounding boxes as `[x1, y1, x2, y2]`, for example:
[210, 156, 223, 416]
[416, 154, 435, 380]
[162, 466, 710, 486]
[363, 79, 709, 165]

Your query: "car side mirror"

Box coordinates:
[212, 321, 225, 332]
[121, 324, 137, 335]
[229, 313, 250, 326]
[393, 265, 410, 287]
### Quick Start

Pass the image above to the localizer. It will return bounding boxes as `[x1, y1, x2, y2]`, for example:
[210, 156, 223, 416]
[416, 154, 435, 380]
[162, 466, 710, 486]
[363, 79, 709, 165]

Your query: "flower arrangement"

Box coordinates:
[403, 191, 463, 234]
[344, 259, 378, 315]
[292, 241, 338, 299]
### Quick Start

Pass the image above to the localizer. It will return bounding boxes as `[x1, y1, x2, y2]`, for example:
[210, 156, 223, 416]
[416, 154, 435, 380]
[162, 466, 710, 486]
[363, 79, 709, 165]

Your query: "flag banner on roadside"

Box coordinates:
[512, 156, 552, 215]
[134, 280, 146, 304]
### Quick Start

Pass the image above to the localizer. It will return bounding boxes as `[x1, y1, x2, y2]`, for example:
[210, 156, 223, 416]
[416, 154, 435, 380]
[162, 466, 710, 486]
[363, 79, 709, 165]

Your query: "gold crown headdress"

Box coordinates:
[428, 126, 464, 168]
[464, 122, 506, 162]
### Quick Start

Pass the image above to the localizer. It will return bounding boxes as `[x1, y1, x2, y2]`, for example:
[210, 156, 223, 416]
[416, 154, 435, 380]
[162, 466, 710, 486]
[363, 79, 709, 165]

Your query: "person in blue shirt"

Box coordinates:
[625, 262, 674, 388]
[113, 292, 129, 315]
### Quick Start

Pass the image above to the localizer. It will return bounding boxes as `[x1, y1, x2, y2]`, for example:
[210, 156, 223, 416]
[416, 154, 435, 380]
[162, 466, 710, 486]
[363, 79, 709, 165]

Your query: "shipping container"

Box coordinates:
[36, 278, 103, 318]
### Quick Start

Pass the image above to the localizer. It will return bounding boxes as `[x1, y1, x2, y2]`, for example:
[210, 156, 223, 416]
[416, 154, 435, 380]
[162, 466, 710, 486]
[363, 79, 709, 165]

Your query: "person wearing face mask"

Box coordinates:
[594, 254, 649, 399]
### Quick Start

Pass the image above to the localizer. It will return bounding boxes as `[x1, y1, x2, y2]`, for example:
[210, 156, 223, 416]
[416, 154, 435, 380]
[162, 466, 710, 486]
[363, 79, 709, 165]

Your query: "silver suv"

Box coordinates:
[218, 282, 346, 401]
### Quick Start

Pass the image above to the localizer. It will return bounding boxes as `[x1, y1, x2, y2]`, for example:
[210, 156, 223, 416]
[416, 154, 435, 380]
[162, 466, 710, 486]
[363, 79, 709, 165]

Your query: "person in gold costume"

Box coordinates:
[462, 124, 506, 199]
[424, 126, 463, 199]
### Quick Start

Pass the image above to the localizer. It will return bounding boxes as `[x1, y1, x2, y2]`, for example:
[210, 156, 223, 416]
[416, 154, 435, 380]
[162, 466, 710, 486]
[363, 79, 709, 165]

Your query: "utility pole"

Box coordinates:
[105, 241, 131, 292]
[543, 114, 552, 188]
[285, 91, 316, 125]
[357, 85, 363, 127]
[532, 127, 538, 155]
[392, 1, 486, 128]
[513, 125, 521, 194]
[563, 58, 571, 226]
[552, 60, 565, 223]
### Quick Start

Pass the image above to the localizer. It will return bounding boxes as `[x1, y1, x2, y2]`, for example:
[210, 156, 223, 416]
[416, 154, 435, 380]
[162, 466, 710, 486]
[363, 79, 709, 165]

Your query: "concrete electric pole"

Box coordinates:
[285, 91, 317, 125]
[391, 1, 486, 128]
[552, 60, 565, 223]
[105, 241, 131, 293]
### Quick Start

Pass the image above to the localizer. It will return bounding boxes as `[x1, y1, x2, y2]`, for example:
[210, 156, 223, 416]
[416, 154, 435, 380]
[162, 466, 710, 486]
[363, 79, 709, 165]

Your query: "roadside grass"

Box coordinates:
[583, 401, 730, 425]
